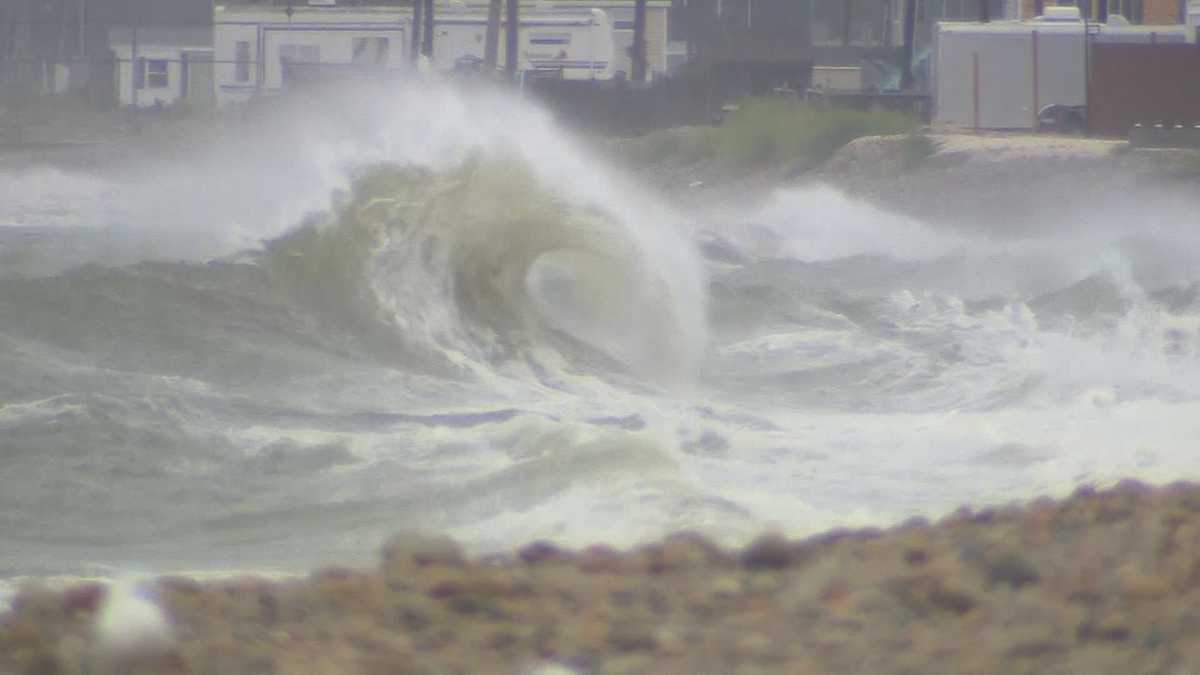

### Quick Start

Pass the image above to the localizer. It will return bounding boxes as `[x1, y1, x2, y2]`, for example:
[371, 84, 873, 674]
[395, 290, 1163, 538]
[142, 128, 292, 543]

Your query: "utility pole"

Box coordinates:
[1082, 12, 1091, 136]
[842, 0, 853, 46]
[901, 0, 916, 89]
[504, 0, 518, 81]
[130, 15, 139, 130]
[422, 0, 434, 60]
[632, 0, 647, 82]
[79, 0, 86, 62]
[410, 0, 422, 67]
[484, 0, 501, 71]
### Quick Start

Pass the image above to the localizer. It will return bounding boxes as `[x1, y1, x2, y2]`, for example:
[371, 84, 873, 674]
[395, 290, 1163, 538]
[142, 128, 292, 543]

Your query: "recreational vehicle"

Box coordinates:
[213, 2, 617, 109]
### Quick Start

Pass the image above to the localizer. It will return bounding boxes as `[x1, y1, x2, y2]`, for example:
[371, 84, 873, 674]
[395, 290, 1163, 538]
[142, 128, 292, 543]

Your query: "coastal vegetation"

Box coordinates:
[621, 99, 927, 170]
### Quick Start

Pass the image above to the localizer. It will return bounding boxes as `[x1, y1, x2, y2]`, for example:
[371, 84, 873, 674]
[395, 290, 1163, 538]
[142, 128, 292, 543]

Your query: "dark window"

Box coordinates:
[352, 37, 390, 65]
[147, 59, 168, 88]
[530, 32, 571, 45]
[235, 40, 251, 82]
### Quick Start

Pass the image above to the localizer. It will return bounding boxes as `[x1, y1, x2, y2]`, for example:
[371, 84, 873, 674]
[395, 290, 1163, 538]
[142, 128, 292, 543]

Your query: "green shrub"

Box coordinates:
[621, 99, 921, 170]
[716, 99, 920, 167]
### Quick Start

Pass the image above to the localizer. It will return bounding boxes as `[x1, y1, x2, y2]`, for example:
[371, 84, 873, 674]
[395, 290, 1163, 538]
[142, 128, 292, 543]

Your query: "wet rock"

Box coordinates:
[61, 583, 105, 616]
[1005, 640, 1067, 659]
[607, 621, 658, 652]
[519, 541, 570, 565]
[578, 545, 627, 574]
[382, 533, 464, 574]
[659, 532, 726, 570]
[985, 551, 1040, 589]
[1077, 621, 1132, 642]
[741, 534, 793, 570]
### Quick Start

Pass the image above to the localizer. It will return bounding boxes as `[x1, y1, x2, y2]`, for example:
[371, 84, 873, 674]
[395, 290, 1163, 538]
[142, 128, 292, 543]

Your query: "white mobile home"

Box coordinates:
[444, 1, 671, 80]
[214, 5, 410, 109]
[934, 12, 1189, 129]
[425, 6, 616, 79]
[109, 27, 215, 109]
[213, 3, 624, 108]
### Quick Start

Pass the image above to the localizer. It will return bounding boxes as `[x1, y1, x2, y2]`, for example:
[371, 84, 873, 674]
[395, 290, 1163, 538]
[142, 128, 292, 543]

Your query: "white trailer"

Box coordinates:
[934, 14, 1189, 130]
[213, 3, 617, 110]
[109, 27, 215, 109]
[214, 5, 410, 109]
[427, 7, 615, 80]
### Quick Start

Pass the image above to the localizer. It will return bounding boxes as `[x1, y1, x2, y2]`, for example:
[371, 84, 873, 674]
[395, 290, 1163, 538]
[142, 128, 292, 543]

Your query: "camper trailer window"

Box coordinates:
[279, 44, 322, 66]
[352, 37, 390, 66]
[235, 41, 251, 82]
[147, 60, 169, 89]
[530, 33, 571, 45]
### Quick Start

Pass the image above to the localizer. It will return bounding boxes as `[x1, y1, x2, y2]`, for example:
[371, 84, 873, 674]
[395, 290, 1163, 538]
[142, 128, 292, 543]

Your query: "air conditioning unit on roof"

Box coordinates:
[1036, 6, 1082, 22]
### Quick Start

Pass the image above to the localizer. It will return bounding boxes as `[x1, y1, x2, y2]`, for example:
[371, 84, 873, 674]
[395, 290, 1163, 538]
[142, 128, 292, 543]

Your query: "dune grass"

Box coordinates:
[626, 99, 922, 170]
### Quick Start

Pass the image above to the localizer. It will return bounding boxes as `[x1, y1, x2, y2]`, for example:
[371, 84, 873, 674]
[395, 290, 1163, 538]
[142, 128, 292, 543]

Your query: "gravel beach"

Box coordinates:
[4, 129, 1198, 675]
[4, 481, 1200, 674]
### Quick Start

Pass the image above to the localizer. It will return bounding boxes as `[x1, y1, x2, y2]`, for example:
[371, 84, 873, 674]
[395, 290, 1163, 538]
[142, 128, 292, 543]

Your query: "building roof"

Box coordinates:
[108, 26, 215, 49]
[937, 19, 1188, 37]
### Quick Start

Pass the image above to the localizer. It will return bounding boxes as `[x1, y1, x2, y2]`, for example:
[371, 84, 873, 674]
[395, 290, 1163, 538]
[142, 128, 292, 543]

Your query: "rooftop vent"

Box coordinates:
[1035, 6, 1082, 22]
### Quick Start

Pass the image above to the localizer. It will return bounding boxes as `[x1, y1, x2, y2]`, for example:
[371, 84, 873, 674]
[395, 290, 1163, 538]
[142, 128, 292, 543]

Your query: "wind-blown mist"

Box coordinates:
[1, 80, 1199, 600]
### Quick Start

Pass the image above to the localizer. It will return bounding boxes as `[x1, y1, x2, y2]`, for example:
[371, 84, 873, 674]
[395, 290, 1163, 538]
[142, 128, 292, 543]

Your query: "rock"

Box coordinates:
[577, 545, 627, 574]
[607, 621, 658, 652]
[708, 575, 743, 600]
[984, 551, 1040, 589]
[658, 532, 726, 570]
[519, 541, 570, 565]
[62, 583, 105, 616]
[382, 533, 464, 576]
[742, 534, 793, 569]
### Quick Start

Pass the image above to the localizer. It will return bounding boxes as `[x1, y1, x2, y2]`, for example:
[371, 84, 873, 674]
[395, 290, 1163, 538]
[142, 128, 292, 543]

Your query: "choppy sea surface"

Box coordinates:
[3, 81, 1199, 608]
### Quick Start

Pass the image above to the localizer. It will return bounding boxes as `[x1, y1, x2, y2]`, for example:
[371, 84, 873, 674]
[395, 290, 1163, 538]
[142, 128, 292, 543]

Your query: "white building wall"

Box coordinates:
[215, 4, 628, 108]
[214, 6, 409, 108]
[934, 21, 1186, 129]
[111, 44, 192, 107]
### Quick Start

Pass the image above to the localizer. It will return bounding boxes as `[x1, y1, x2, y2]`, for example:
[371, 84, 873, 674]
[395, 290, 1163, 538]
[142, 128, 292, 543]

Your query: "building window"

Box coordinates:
[146, 59, 168, 88]
[529, 32, 571, 45]
[279, 44, 321, 66]
[351, 37, 390, 66]
[235, 40, 251, 82]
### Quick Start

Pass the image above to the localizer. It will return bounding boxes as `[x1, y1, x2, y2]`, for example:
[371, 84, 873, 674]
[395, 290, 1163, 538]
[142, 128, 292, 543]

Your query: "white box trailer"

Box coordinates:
[934, 17, 1189, 130]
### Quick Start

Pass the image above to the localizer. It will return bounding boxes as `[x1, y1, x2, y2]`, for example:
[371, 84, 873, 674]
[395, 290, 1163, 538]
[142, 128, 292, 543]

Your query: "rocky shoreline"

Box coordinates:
[4, 481, 1200, 674]
[616, 131, 1200, 236]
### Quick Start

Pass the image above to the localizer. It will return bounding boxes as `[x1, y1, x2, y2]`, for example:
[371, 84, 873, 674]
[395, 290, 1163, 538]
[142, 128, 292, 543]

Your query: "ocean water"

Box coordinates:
[2, 81, 1199, 607]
